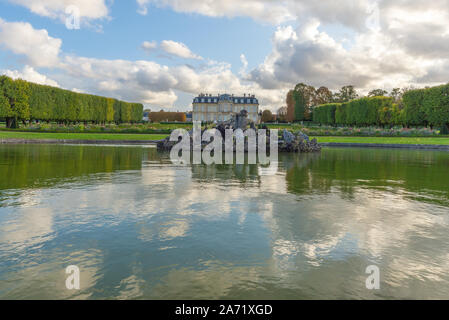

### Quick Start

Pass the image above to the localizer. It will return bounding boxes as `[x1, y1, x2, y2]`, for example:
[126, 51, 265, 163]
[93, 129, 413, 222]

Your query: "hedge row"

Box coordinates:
[0, 75, 143, 127]
[312, 103, 338, 124]
[403, 84, 449, 127]
[313, 84, 449, 128]
[314, 97, 395, 126]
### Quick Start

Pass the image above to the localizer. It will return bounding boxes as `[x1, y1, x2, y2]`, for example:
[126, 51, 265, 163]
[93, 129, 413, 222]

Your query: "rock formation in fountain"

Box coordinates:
[157, 110, 321, 153]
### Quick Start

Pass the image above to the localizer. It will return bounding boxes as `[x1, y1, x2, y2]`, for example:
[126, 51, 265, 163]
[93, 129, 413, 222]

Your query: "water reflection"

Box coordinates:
[0, 145, 448, 299]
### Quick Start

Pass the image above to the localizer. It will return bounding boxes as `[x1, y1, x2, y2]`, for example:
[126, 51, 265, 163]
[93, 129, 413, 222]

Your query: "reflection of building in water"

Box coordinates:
[192, 93, 260, 123]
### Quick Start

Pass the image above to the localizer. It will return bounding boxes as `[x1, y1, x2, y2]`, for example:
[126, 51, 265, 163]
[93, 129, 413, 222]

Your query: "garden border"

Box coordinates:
[2, 138, 449, 150]
[0, 138, 161, 145]
[320, 142, 449, 150]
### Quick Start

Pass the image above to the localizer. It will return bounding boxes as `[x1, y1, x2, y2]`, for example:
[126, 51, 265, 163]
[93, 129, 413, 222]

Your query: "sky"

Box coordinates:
[0, 0, 448, 112]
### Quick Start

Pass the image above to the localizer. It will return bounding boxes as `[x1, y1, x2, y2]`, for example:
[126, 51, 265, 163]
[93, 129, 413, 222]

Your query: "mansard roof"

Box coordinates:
[193, 93, 259, 104]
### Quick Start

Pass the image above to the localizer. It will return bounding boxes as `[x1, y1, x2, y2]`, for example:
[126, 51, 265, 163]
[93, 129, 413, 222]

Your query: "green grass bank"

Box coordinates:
[0, 131, 167, 141]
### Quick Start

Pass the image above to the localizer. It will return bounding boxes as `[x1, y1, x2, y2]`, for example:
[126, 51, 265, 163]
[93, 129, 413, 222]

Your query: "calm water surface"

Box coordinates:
[0, 144, 448, 299]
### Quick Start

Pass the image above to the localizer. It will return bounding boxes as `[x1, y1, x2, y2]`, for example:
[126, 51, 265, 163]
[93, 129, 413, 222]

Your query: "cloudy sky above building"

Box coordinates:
[0, 0, 448, 111]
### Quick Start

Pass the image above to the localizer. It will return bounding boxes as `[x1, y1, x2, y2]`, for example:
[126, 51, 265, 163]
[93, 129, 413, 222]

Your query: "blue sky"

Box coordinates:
[0, 1, 448, 111]
[0, 1, 273, 71]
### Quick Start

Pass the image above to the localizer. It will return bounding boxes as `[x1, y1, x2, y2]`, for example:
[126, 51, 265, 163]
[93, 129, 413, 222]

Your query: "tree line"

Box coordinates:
[313, 97, 397, 127]
[288, 81, 449, 130]
[0, 75, 143, 128]
[286, 84, 361, 122]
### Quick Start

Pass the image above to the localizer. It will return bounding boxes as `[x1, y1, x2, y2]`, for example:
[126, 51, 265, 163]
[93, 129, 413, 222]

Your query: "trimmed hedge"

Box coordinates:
[403, 84, 449, 128]
[403, 89, 426, 126]
[0, 75, 143, 127]
[313, 103, 338, 125]
[316, 83, 449, 128]
[314, 96, 394, 126]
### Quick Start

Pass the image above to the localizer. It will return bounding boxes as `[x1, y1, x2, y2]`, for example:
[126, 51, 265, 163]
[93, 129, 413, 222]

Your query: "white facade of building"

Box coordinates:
[192, 94, 260, 123]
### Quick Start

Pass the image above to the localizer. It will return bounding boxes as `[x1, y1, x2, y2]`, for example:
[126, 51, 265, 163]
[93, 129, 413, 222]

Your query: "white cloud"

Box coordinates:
[135, 0, 449, 92]
[0, 19, 62, 68]
[136, 0, 293, 24]
[137, 0, 150, 15]
[2, 65, 59, 87]
[135, 0, 373, 27]
[59, 55, 282, 108]
[160, 40, 203, 60]
[141, 41, 158, 54]
[239, 54, 248, 77]
[8, 0, 109, 20]
[248, 1, 449, 93]
[3, 0, 449, 111]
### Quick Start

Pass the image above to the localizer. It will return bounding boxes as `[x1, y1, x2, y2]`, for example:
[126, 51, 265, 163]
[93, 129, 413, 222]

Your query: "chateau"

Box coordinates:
[192, 93, 260, 123]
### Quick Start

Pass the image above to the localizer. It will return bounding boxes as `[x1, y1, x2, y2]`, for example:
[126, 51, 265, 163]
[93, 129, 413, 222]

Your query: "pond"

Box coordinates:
[0, 144, 448, 299]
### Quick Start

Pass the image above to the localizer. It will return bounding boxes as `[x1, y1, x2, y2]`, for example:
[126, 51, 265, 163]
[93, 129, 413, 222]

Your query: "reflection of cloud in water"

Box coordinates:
[160, 219, 190, 240]
[115, 273, 145, 300]
[62, 249, 104, 300]
[149, 261, 263, 300]
[0, 248, 102, 299]
[265, 186, 449, 298]
[1, 146, 449, 299]
[0, 207, 54, 252]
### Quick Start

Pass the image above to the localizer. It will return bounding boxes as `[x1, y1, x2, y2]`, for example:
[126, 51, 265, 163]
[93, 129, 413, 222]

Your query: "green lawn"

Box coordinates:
[2, 130, 449, 145]
[313, 136, 449, 145]
[0, 131, 168, 141]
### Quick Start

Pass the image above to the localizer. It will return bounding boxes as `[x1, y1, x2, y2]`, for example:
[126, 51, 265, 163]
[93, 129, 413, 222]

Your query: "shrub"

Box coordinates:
[0, 75, 143, 127]
[403, 83, 449, 128]
[313, 103, 339, 125]
[315, 96, 393, 126]
[335, 103, 348, 125]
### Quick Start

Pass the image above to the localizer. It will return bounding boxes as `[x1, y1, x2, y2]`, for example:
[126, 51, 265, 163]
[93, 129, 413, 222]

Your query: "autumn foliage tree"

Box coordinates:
[261, 110, 274, 123]
[286, 84, 346, 123]
[286, 90, 295, 122]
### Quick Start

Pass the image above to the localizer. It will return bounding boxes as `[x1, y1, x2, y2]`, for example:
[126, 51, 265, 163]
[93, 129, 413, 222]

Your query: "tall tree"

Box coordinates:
[286, 90, 295, 122]
[368, 89, 388, 97]
[292, 90, 306, 121]
[337, 85, 359, 103]
[261, 110, 273, 123]
[390, 88, 402, 103]
[293, 83, 316, 121]
[315, 86, 333, 105]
